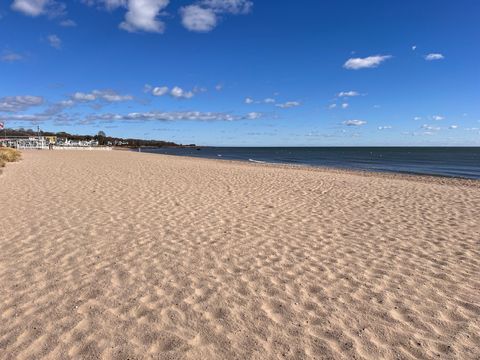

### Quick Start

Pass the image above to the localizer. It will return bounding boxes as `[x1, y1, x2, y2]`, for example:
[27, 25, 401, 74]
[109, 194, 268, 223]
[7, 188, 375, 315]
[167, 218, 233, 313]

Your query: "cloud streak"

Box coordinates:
[425, 53, 444, 61]
[275, 101, 300, 109]
[343, 119, 366, 126]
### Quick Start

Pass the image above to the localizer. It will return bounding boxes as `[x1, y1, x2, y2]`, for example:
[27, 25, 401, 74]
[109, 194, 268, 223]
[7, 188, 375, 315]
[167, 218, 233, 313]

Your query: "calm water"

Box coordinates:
[142, 147, 480, 180]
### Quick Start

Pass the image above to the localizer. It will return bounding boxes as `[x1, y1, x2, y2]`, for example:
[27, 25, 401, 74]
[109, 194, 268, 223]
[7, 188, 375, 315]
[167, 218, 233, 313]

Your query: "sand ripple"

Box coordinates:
[0, 151, 479, 359]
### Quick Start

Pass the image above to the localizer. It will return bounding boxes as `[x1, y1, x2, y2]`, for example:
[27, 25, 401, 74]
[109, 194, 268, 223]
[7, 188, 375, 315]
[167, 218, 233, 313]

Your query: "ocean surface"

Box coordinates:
[142, 147, 480, 180]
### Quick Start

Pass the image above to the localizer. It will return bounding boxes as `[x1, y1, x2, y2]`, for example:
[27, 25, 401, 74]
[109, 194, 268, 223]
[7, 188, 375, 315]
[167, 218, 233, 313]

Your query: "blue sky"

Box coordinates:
[1, 0, 479, 146]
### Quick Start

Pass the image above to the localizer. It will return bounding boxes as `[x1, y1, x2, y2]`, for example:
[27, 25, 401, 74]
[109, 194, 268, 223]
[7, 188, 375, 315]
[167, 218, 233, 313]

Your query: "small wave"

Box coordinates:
[217, 154, 222, 157]
[248, 158, 267, 164]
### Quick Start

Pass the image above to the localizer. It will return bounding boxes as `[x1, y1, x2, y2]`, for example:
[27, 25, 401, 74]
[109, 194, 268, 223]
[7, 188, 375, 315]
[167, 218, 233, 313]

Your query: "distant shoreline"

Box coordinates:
[138, 147, 480, 183]
[133, 150, 479, 188]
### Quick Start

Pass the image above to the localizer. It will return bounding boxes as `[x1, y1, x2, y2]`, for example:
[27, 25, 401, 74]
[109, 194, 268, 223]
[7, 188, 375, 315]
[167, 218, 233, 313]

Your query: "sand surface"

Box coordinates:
[0, 150, 479, 360]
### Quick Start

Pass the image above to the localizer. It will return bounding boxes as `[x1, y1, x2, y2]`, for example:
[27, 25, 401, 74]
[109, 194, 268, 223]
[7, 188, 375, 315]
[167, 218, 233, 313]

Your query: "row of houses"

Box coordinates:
[0, 136, 102, 149]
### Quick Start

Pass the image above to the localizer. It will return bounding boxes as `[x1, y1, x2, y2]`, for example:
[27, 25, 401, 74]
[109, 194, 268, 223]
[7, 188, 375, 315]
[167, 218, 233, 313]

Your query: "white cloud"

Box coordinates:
[328, 104, 337, 109]
[119, 0, 169, 33]
[12, 0, 65, 17]
[432, 115, 445, 121]
[215, 84, 223, 91]
[12, 0, 50, 16]
[341, 103, 349, 109]
[180, 5, 217, 32]
[246, 111, 261, 120]
[60, 19, 76, 26]
[412, 45, 417, 51]
[449, 125, 458, 129]
[47, 34, 62, 49]
[170, 86, 194, 99]
[72, 92, 96, 101]
[343, 119, 366, 126]
[263, 98, 275, 104]
[378, 125, 392, 130]
[180, 0, 252, 32]
[343, 55, 392, 70]
[337, 91, 359, 97]
[413, 116, 422, 121]
[425, 53, 444, 61]
[152, 86, 169, 96]
[244, 97, 254, 104]
[275, 101, 300, 109]
[0, 95, 44, 112]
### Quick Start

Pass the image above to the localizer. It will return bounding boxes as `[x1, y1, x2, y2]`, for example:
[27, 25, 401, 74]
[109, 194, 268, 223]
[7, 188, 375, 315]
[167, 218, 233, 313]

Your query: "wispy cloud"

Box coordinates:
[343, 55, 392, 70]
[343, 119, 366, 126]
[84, 110, 262, 123]
[432, 115, 445, 121]
[0, 114, 49, 123]
[59, 19, 77, 26]
[0, 51, 24, 62]
[201, 0, 252, 14]
[12, 0, 66, 18]
[152, 86, 169, 96]
[337, 91, 360, 97]
[425, 53, 444, 61]
[0, 96, 44, 112]
[72, 90, 133, 103]
[275, 101, 300, 109]
[378, 125, 392, 130]
[244, 96, 277, 105]
[47, 34, 62, 49]
[421, 124, 441, 131]
[1, 108, 264, 125]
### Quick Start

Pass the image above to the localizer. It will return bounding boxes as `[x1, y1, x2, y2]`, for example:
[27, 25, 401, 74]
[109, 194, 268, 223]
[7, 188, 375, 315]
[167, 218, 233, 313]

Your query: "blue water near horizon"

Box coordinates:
[141, 147, 480, 180]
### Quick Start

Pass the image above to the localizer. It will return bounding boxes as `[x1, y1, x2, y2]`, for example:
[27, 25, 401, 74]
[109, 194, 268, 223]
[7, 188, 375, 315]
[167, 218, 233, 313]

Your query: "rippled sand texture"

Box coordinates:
[1, 151, 479, 359]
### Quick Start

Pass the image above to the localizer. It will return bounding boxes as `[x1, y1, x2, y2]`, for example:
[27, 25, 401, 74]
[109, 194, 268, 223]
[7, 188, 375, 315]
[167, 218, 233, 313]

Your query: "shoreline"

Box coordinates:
[132, 149, 480, 188]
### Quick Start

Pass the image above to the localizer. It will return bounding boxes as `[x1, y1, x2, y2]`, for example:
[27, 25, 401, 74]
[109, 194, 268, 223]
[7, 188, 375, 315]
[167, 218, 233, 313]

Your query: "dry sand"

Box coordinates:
[0, 150, 479, 360]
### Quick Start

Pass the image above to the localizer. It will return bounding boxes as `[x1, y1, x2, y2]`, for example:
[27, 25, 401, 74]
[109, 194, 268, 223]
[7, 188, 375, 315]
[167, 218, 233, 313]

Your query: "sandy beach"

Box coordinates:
[0, 150, 479, 359]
